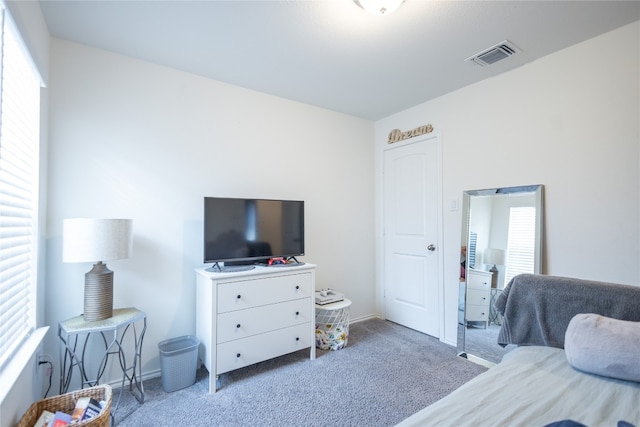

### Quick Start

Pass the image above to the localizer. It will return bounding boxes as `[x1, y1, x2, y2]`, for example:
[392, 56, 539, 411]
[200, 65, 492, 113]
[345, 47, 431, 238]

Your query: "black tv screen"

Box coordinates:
[204, 197, 304, 265]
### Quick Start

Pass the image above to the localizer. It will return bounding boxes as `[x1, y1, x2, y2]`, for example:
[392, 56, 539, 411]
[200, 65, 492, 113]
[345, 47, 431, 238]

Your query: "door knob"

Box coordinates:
[427, 244, 436, 251]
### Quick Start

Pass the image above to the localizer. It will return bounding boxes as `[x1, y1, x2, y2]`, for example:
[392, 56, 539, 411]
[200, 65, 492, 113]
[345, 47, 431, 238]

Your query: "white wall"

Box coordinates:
[44, 39, 375, 388]
[375, 21, 640, 346]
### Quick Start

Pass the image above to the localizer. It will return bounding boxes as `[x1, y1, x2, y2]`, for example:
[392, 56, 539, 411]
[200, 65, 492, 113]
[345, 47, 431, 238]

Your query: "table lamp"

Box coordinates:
[483, 248, 505, 289]
[63, 218, 133, 321]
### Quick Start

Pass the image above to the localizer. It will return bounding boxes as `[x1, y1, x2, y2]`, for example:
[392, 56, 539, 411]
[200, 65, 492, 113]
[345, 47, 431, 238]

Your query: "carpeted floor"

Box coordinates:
[114, 318, 487, 427]
[464, 323, 515, 364]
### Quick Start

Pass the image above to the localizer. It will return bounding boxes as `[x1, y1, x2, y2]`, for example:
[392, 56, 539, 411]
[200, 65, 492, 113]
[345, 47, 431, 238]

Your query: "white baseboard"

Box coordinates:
[105, 369, 161, 391]
[350, 313, 383, 323]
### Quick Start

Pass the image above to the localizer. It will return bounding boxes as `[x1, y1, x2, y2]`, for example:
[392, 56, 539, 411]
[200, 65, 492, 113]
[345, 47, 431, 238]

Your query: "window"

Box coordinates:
[0, 6, 41, 370]
[468, 232, 477, 269]
[504, 206, 536, 284]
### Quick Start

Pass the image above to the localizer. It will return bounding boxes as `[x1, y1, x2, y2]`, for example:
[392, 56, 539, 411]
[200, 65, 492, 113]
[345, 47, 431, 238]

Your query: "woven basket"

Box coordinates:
[17, 384, 112, 427]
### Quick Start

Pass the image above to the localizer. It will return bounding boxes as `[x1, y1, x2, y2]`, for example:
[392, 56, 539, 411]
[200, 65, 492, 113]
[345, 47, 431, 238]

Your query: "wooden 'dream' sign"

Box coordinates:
[388, 124, 433, 144]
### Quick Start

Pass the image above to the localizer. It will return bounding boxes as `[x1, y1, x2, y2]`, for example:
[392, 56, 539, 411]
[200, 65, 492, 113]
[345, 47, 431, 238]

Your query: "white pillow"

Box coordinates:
[565, 313, 640, 382]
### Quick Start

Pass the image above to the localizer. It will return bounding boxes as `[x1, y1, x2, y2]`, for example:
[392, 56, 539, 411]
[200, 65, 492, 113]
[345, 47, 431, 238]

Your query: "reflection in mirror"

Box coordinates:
[457, 185, 543, 365]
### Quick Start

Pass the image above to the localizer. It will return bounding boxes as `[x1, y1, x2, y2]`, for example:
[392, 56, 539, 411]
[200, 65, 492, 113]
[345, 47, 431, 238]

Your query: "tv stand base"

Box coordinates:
[206, 262, 255, 273]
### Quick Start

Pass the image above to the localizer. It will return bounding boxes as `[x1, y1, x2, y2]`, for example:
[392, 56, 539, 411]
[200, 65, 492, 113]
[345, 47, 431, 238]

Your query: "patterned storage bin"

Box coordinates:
[315, 298, 352, 350]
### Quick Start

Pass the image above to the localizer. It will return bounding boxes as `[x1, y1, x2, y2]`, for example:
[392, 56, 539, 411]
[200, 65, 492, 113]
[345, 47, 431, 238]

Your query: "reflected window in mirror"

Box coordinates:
[468, 232, 477, 269]
[505, 206, 537, 284]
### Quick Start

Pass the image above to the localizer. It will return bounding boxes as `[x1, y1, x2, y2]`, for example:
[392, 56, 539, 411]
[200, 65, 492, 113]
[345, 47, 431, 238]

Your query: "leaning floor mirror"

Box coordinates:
[457, 184, 544, 365]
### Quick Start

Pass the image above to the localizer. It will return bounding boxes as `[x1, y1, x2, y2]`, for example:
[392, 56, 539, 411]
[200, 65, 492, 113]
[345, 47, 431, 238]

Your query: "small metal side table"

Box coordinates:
[489, 289, 503, 326]
[58, 307, 146, 423]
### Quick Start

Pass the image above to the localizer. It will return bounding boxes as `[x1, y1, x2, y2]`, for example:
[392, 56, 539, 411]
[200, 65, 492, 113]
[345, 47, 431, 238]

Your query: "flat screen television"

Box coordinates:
[204, 197, 305, 271]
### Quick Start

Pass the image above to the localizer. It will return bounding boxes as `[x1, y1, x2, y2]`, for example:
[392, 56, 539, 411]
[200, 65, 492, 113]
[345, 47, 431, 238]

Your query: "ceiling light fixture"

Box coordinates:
[354, 0, 405, 16]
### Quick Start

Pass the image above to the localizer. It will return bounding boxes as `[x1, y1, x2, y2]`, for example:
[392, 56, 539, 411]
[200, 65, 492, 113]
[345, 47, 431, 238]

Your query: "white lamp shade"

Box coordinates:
[483, 248, 505, 266]
[63, 218, 133, 263]
[355, 0, 404, 15]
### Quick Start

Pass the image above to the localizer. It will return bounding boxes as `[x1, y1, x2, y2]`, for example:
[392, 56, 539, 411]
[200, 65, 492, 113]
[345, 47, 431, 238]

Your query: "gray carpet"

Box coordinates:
[114, 318, 487, 427]
[464, 323, 515, 364]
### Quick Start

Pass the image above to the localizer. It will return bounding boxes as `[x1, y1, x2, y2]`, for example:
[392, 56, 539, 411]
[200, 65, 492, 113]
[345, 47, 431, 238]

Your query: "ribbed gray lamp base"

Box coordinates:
[84, 262, 113, 321]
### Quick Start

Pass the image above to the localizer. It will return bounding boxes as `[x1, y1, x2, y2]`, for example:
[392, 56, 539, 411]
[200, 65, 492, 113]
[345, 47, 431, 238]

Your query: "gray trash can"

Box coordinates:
[158, 335, 199, 392]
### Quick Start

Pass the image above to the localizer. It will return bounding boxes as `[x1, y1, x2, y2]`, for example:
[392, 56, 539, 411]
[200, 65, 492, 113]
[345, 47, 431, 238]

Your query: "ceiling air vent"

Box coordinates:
[465, 40, 520, 67]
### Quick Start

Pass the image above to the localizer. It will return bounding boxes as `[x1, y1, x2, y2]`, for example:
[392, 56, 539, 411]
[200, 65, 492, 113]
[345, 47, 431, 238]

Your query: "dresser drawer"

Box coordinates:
[466, 289, 489, 306]
[218, 273, 312, 313]
[466, 304, 489, 322]
[217, 323, 312, 374]
[217, 299, 312, 343]
[467, 272, 491, 290]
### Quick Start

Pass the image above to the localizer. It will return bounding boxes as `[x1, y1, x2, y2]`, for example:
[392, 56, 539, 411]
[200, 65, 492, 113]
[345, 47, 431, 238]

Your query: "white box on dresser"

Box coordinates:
[195, 263, 316, 394]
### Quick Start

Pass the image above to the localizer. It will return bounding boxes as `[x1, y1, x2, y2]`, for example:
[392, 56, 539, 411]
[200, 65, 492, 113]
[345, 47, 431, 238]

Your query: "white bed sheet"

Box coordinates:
[397, 346, 640, 427]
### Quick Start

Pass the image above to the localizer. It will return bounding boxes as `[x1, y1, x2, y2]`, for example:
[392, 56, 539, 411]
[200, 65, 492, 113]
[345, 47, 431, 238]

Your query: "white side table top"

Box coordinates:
[315, 298, 352, 311]
[60, 307, 146, 334]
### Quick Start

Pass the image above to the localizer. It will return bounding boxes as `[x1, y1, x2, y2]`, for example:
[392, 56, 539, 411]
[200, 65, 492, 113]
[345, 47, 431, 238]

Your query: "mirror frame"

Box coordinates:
[457, 184, 544, 361]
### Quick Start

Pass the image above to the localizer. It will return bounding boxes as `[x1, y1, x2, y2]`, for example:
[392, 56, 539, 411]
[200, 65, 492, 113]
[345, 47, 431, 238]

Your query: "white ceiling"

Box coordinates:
[38, 0, 640, 120]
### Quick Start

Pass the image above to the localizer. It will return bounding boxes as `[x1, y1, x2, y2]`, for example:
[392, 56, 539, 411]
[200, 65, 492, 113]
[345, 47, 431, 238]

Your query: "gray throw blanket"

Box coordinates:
[495, 274, 640, 348]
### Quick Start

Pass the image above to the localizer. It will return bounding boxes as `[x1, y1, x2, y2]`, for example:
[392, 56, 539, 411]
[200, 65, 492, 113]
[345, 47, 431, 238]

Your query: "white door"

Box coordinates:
[383, 135, 441, 337]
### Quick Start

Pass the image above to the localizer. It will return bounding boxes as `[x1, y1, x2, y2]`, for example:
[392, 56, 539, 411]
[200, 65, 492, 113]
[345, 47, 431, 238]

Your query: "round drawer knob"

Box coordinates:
[295, 337, 300, 341]
[236, 353, 241, 358]
[295, 285, 300, 290]
[295, 311, 300, 316]
[236, 324, 241, 329]
[236, 295, 241, 299]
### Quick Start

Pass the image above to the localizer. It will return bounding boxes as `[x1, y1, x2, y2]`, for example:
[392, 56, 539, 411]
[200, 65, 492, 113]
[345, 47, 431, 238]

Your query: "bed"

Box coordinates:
[398, 274, 640, 427]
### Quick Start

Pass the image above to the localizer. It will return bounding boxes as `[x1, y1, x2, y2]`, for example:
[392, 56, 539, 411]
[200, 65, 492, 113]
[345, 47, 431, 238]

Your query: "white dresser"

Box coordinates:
[195, 263, 316, 394]
[465, 269, 492, 328]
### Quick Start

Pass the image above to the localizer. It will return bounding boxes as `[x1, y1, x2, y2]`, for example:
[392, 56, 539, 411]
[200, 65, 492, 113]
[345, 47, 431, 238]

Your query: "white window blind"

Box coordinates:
[0, 7, 41, 370]
[504, 206, 536, 284]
